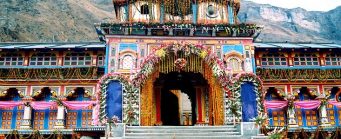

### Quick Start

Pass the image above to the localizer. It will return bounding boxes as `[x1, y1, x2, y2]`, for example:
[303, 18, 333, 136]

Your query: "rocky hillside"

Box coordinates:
[239, 0, 341, 43]
[0, 0, 114, 42]
[0, 0, 340, 43]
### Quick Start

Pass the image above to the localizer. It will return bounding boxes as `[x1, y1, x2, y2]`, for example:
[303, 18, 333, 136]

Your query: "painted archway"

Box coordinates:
[132, 43, 231, 126]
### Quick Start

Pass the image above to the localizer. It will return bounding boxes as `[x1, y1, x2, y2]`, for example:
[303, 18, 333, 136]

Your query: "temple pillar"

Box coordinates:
[54, 106, 65, 129]
[155, 87, 162, 125]
[318, 99, 330, 126]
[196, 87, 203, 124]
[20, 105, 32, 129]
[287, 100, 298, 127]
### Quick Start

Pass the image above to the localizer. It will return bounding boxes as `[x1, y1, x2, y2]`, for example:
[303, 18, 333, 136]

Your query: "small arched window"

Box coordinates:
[265, 87, 283, 101]
[122, 55, 134, 69]
[140, 4, 149, 15]
[30, 53, 57, 66]
[227, 57, 242, 72]
[297, 87, 316, 101]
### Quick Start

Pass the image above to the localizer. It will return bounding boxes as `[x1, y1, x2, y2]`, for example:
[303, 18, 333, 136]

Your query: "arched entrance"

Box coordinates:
[135, 43, 229, 126]
[156, 72, 208, 126]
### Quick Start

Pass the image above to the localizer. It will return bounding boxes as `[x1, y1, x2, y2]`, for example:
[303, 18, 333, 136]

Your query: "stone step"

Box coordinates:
[126, 126, 236, 129]
[126, 128, 237, 133]
[124, 126, 241, 139]
[125, 132, 240, 136]
[124, 135, 243, 139]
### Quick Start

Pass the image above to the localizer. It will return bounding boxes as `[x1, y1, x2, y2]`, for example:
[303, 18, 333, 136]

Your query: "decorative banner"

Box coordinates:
[62, 101, 95, 110]
[227, 73, 263, 122]
[294, 100, 321, 109]
[264, 101, 288, 109]
[241, 82, 258, 122]
[106, 80, 123, 122]
[30, 101, 57, 110]
[328, 100, 341, 107]
[96, 73, 132, 126]
[0, 101, 24, 109]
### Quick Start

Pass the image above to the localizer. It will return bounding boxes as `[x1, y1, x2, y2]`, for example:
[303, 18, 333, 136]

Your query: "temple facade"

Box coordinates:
[0, 0, 340, 139]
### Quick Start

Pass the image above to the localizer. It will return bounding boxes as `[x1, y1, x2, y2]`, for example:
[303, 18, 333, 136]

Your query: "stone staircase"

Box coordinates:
[124, 125, 242, 139]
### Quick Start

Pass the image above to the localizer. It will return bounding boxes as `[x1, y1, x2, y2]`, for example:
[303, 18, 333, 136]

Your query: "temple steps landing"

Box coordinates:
[124, 125, 242, 139]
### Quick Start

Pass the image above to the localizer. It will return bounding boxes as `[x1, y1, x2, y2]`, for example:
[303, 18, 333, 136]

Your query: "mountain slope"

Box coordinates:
[0, 0, 114, 42]
[0, 0, 340, 43]
[239, 0, 341, 43]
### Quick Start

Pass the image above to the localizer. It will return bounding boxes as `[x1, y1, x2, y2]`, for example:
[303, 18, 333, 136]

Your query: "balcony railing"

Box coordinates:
[96, 22, 262, 38]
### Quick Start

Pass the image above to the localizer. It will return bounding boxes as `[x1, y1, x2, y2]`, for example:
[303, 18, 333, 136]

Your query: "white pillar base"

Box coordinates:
[20, 106, 32, 129]
[54, 106, 65, 129]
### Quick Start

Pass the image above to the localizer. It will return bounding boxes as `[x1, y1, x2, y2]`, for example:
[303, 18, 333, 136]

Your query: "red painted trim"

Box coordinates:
[287, 85, 292, 94]
[197, 88, 203, 122]
[318, 84, 323, 95]
[27, 85, 31, 96]
[155, 87, 161, 124]
[58, 51, 64, 66]
[60, 85, 65, 96]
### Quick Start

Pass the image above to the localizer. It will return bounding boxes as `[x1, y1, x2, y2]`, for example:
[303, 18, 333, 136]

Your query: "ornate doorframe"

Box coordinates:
[136, 43, 229, 126]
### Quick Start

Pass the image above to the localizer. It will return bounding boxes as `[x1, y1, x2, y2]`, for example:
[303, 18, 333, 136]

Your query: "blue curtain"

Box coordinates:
[106, 81, 123, 121]
[241, 82, 258, 122]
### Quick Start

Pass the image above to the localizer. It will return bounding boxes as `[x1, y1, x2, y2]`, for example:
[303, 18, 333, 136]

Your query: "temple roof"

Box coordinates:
[0, 42, 105, 49]
[254, 42, 341, 49]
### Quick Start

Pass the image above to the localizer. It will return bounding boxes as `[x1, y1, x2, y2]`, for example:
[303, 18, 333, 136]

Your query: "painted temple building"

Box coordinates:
[0, 0, 340, 138]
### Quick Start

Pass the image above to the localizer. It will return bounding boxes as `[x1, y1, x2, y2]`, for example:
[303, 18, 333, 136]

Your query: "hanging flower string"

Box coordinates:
[132, 43, 231, 91]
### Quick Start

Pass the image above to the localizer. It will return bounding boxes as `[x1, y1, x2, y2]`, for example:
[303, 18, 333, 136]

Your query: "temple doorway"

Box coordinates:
[138, 45, 227, 126]
[156, 72, 207, 126]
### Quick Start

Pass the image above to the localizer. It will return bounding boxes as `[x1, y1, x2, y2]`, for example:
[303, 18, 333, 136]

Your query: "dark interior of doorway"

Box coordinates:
[155, 71, 208, 126]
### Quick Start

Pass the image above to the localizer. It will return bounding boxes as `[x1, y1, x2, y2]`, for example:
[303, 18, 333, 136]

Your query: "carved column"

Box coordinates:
[54, 105, 65, 129]
[287, 98, 298, 127]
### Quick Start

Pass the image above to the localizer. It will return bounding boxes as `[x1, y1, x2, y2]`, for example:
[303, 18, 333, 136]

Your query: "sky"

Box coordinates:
[246, 0, 341, 11]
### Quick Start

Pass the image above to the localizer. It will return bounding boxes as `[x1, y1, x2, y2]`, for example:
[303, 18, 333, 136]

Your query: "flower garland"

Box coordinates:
[228, 73, 264, 120]
[132, 43, 230, 91]
[95, 73, 139, 126]
[174, 58, 187, 71]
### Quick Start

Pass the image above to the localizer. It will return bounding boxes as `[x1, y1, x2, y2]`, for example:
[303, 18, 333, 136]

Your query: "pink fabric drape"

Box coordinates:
[0, 101, 24, 109]
[328, 100, 341, 107]
[294, 100, 321, 109]
[62, 101, 95, 110]
[264, 101, 288, 109]
[31, 101, 57, 110]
